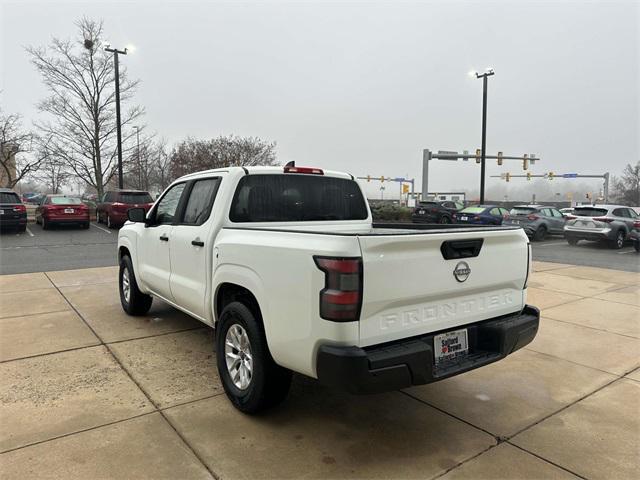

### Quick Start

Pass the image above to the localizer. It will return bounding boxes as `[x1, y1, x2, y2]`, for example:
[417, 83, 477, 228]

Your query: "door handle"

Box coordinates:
[191, 240, 204, 247]
[159, 235, 169, 242]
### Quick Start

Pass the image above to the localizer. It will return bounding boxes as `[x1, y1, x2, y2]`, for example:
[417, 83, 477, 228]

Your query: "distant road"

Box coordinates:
[531, 238, 639, 272]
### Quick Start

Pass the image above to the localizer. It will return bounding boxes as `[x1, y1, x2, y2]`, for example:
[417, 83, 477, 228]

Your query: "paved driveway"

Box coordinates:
[0, 263, 638, 479]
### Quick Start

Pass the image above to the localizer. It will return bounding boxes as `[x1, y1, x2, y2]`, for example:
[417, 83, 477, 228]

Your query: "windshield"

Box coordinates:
[50, 196, 83, 205]
[460, 207, 486, 214]
[510, 207, 537, 215]
[230, 174, 368, 222]
[118, 192, 153, 204]
[574, 207, 608, 217]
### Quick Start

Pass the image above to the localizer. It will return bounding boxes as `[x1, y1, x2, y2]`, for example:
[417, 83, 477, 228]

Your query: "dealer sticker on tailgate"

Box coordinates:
[434, 329, 468, 364]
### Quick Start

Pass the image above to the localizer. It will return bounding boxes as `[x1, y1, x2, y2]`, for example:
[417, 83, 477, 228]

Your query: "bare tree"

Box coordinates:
[612, 162, 640, 206]
[0, 109, 42, 188]
[149, 138, 173, 193]
[34, 143, 71, 194]
[169, 135, 277, 179]
[27, 18, 143, 197]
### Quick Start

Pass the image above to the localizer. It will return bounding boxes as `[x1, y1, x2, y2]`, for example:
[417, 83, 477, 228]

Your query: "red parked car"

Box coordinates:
[36, 195, 90, 229]
[96, 190, 154, 228]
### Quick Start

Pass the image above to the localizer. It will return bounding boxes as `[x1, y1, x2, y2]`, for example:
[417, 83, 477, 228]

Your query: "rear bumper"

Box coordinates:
[45, 215, 89, 223]
[0, 216, 27, 227]
[564, 227, 613, 241]
[316, 305, 540, 394]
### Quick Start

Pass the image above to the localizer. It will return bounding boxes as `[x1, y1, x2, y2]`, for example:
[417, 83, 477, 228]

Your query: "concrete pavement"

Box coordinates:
[0, 262, 639, 479]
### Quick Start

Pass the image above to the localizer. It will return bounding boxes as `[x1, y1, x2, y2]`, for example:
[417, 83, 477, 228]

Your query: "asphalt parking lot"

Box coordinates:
[0, 222, 117, 274]
[0, 262, 639, 479]
[1, 224, 638, 274]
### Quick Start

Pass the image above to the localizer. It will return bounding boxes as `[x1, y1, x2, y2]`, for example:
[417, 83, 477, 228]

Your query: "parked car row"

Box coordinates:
[0, 188, 156, 232]
[411, 201, 640, 249]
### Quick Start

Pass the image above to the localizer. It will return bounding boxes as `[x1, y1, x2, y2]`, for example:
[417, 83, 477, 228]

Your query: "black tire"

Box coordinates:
[534, 226, 547, 241]
[216, 301, 292, 414]
[567, 237, 579, 246]
[42, 217, 49, 230]
[119, 255, 153, 315]
[634, 241, 640, 253]
[610, 230, 625, 250]
[107, 214, 114, 229]
[439, 216, 451, 224]
[82, 221, 90, 229]
[17, 225, 27, 233]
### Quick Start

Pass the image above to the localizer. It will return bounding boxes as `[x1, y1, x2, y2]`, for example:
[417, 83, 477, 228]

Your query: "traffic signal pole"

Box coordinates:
[479, 73, 489, 204]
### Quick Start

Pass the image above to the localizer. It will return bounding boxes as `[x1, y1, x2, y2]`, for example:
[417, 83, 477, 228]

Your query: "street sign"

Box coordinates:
[563, 173, 578, 178]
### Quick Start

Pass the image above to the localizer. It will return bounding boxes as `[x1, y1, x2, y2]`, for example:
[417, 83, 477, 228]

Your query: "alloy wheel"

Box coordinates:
[121, 267, 131, 303]
[224, 324, 253, 390]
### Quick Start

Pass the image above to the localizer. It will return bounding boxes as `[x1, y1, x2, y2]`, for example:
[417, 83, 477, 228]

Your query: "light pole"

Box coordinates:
[474, 68, 495, 204]
[105, 45, 128, 189]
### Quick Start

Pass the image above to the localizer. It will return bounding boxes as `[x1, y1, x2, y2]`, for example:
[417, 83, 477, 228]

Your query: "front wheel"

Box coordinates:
[119, 255, 153, 315]
[216, 301, 292, 414]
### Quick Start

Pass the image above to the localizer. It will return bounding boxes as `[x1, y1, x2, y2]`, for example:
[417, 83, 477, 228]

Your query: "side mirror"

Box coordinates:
[127, 207, 146, 223]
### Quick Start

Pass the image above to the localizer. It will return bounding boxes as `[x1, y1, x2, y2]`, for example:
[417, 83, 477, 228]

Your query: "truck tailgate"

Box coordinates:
[358, 229, 528, 347]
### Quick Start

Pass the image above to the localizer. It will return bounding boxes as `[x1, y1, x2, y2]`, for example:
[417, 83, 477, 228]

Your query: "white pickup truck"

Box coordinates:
[118, 165, 539, 413]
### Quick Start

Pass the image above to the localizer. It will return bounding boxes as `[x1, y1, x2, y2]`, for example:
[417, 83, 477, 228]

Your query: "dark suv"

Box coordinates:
[412, 200, 464, 224]
[0, 188, 27, 232]
[97, 190, 154, 228]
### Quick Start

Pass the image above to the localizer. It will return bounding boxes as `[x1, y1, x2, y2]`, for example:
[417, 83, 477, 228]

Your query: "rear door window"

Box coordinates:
[181, 178, 221, 225]
[229, 174, 368, 222]
[460, 207, 485, 214]
[510, 207, 537, 215]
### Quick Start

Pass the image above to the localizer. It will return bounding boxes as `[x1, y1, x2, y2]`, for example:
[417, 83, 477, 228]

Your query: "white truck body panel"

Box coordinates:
[118, 166, 532, 381]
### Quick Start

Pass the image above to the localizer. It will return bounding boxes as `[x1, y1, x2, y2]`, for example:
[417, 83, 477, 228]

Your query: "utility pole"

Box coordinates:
[105, 45, 128, 189]
[474, 68, 495, 204]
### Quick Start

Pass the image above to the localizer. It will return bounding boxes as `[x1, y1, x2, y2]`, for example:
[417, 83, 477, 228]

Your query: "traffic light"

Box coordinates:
[402, 184, 409, 194]
[505, 172, 511, 182]
[586, 192, 591, 200]
[526, 171, 532, 181]
[366, 175, 371, 182]
[380, 176, 385, 182]
[548, 171, 554, 180]
[475, 149, 482, 164]
[497, 151, 503, 166]
[522, 154, 529, 171]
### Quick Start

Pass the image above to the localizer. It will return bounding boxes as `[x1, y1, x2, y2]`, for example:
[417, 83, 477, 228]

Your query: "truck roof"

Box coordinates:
[177, 165, 354, 182]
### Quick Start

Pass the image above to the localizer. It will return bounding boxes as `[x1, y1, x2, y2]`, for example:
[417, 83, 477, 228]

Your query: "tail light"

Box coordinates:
[565, 215, 577, 220]
[524, 243, 532, 289]
[473, 215, 481, 221]
[112, 202, 128, 211]
[633, 221, 640, 228]
[527, 214, 539, 221]
[284, 166, 324, 175]
[430, 208, 438, 213]
[12, 205, 26, 213]
[314, 256, 362, 322]
[593, 217, 613, 223]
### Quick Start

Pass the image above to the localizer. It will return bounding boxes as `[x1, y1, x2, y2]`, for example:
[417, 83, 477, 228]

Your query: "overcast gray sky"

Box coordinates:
[1, 0, 638, 199]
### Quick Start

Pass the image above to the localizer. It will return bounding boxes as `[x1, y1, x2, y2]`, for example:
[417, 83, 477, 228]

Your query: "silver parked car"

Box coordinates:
[564, 204, 639, 249]
[504, 205, 566, 241]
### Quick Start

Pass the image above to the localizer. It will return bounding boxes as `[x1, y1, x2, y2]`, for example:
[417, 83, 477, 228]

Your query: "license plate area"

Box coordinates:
[64, 208, 75, 214]
[460, 216, 468, 221]
[434, 328, 468, 365]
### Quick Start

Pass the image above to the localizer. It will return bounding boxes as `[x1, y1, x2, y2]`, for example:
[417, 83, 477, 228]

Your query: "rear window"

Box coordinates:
[50, 196, 83, 205]
[118, 192, 153, 204]
[460, 207, 485, 214]
[229, 174, 368, 222]
[574, 207, 608, 217]
[510, 207, 537, 215]
[0, 192, 20, 203]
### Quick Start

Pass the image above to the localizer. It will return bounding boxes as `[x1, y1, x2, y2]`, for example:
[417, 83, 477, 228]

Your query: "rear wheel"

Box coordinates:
[534, 226, 547, 241]
[216, 301, 292, 414]
[610, 230, 625, 249]
[42, 217, 49, 230]
[567, 237, 579, 246]
[634, 241, 640, 253]
[439, 216, 451, 224]
[119, 255, 153, 315]
[17, 225, 26, 233]
[107, 214, 114, 229]
[82, 221, 90, 229]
